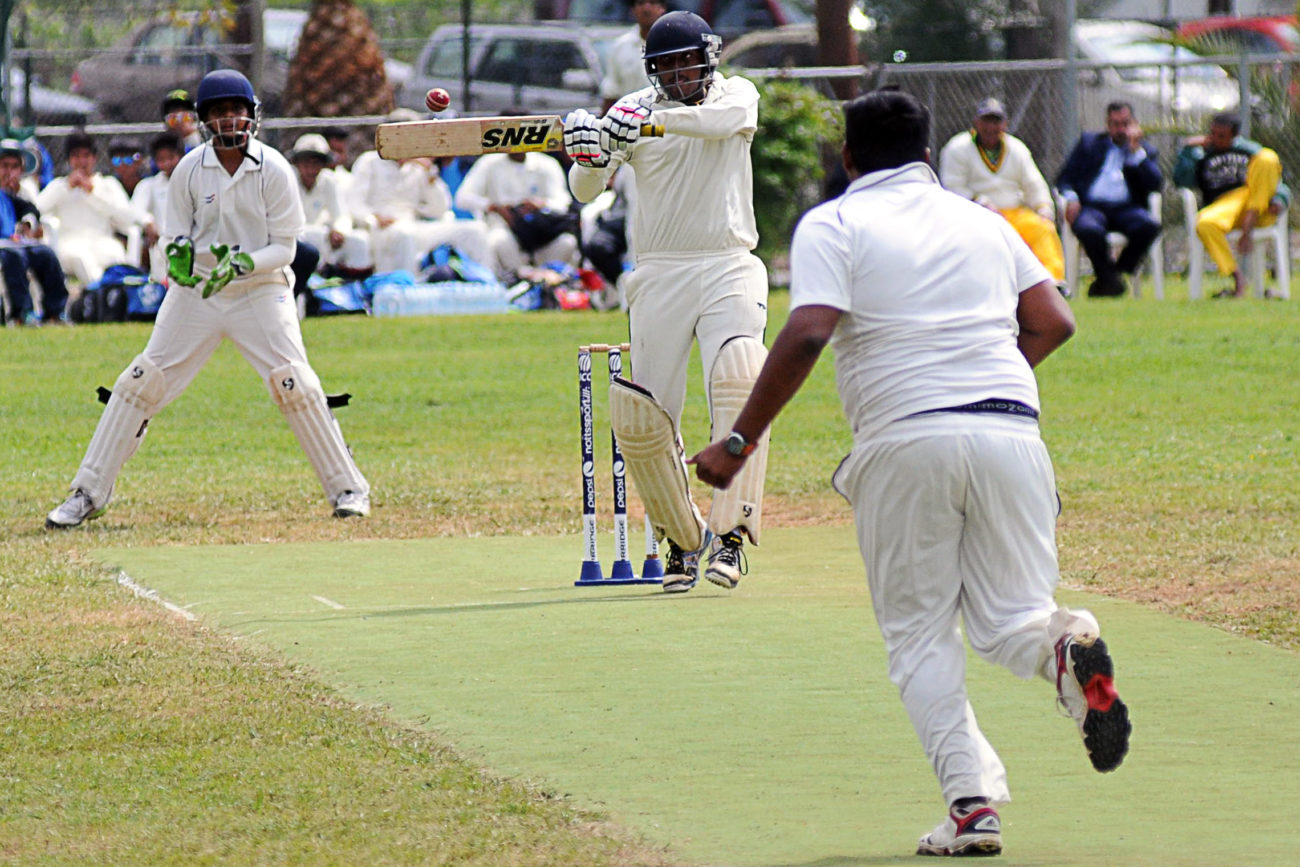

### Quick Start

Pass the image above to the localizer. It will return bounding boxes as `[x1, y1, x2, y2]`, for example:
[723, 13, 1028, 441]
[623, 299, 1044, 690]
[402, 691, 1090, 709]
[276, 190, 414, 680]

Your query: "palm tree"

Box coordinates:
[283, 0, 393, 117]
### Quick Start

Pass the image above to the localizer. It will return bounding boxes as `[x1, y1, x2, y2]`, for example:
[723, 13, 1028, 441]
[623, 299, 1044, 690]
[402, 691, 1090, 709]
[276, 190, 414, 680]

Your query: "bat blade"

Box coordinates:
[374, 116, 666, 160]
[375, 116, 564, 159]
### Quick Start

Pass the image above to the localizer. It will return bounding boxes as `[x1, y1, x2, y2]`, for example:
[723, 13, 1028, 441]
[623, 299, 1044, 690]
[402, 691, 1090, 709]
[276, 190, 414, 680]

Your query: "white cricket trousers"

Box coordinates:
[623, 248, 768, 428]
[833, 414, 1063, 806]
[71, 278, 368, 506]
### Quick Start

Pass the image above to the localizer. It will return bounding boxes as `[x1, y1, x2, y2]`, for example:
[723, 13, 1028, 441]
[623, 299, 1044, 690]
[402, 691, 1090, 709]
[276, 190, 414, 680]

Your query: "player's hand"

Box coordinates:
[602, 97, 651, 154]
[686, 441, 745, 490]
[563, 109, 609, 168]
[202, 243, 253, 298]
[1064, 199, 1081, 225]
[165, 236, 200, 287]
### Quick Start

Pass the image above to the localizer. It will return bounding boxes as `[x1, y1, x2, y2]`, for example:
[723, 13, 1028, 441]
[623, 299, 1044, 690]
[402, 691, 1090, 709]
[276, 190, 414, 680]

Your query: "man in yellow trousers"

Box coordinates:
[1174, 112, 1288, 298]
[939, 98, 1066, 294]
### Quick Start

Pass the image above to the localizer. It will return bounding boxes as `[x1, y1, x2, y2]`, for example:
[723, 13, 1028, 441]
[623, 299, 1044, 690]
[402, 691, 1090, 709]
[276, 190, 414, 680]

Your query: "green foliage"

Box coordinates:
[861, 0, 1009, 63]
[750, 78, 842, 258]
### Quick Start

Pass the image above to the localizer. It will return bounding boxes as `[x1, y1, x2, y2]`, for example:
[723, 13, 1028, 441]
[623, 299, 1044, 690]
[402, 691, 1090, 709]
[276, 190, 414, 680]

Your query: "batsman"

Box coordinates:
[46, 69, 369, 529]
[564, 11, 770, 593]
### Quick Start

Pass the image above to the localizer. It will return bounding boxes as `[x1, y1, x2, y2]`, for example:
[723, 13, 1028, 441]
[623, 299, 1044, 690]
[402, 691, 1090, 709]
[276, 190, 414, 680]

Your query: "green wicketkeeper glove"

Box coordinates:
[165, 237, 200, 287]
[201, 243, 255, 298]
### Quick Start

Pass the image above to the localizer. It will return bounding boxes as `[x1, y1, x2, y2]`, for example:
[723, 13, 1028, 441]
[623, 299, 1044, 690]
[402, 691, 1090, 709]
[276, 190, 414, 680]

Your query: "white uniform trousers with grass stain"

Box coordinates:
[833, 413, 1066, 807]
[70, 278, 368, 509]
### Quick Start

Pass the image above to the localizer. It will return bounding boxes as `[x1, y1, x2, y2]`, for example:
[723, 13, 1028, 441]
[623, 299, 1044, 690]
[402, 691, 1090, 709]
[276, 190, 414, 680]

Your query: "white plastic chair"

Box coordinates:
[1060, 192, 1164, 299]
[1180, 187, 1290, 300]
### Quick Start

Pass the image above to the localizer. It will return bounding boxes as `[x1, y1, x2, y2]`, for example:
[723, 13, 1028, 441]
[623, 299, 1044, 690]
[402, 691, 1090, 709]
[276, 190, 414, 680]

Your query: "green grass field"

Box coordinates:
[2, 286, 1298, 864]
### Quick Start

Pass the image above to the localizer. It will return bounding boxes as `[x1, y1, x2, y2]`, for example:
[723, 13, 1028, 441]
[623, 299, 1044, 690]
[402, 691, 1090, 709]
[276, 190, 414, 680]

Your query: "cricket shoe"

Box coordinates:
[704, 530, 747, 589]
[333, 490, 370, 518]
[917, 805, 1002, 857]
[45, 488, 106, 529]
[1056, 633, 1130, 772]
[662, 533, 710, 593]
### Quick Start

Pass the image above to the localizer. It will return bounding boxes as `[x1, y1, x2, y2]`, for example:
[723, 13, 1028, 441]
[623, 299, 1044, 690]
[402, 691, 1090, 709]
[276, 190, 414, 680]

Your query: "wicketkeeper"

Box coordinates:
[563, 11, 770, 593]
[46, 69, 369, 528]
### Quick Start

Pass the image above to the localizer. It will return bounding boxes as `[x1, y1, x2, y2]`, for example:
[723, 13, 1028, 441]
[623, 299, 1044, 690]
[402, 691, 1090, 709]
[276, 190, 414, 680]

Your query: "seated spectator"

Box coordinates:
[1173, 111, 1289, 298]
[321, 125, 355, 200]
[0, 138, 69, 325]
[289, 133, 371, 279]
[162, 89, 202, 152]
[940, 98, 1065, 289]
[1055, 101, 1163, 297]
[454, 147, 578, 279]
[131, 132, 182, 281]
[107, 139, 147, 197]
[36, 132, 138, 286]
[347, 109, 491, 275]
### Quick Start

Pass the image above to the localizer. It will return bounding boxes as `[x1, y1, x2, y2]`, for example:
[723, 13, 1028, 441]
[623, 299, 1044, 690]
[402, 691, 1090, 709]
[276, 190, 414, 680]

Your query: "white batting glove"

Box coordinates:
[563, 109, 609, 168]
[601, 99, 652, 154]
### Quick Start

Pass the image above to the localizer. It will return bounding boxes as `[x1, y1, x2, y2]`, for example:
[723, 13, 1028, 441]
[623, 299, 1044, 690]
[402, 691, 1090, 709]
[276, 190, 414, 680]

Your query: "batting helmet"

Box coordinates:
[642, 11, 721, 104]
[195, 69, 261, 146]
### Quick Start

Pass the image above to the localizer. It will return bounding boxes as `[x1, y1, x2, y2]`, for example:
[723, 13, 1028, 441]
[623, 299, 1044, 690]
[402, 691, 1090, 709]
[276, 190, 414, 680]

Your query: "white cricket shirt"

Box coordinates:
[165, 138, 304, 286]
[790, 162, 1052, 441]
[938, 131, 1053, 213]
[569, 73, 759, 257]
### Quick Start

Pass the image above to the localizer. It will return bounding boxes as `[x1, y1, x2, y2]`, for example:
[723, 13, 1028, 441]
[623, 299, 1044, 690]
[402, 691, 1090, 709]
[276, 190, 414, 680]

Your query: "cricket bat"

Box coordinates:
[374, 115, 665, 160]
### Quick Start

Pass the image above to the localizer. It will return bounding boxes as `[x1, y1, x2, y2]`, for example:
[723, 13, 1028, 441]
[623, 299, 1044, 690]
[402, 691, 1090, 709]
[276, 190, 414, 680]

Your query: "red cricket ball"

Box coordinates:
[425, 88, 451, 113]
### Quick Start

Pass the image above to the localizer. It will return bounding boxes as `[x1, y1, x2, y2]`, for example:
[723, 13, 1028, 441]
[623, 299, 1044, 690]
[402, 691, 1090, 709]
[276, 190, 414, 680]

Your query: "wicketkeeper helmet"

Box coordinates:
[196, 69, 261, 146]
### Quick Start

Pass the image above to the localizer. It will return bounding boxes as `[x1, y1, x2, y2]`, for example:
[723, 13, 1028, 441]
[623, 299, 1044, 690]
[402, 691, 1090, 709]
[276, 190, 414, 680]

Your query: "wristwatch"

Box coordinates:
[724, 431, 756, 457]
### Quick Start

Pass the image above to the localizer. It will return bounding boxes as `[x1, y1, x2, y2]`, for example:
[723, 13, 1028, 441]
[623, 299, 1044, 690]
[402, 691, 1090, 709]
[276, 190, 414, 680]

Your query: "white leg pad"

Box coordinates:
[72, 355, 165, 506]
[267, 362, 369, 505]
[609, 378, 705, 552]
[707, 336, 770, 544]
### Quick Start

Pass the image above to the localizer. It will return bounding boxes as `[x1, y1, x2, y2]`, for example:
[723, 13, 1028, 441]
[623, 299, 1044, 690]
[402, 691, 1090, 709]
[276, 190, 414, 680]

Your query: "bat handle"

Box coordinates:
[639, 123, 665, 138]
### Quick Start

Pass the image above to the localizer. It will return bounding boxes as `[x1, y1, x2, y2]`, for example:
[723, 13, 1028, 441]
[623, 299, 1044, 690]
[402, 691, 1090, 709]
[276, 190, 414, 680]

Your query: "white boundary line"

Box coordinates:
[115, 569, 197, 621]
[312, 595, 345, 610]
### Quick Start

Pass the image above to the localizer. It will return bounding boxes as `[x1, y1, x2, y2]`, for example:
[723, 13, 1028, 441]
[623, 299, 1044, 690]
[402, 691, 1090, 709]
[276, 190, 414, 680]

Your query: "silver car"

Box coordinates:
[400, 23, 628, 116]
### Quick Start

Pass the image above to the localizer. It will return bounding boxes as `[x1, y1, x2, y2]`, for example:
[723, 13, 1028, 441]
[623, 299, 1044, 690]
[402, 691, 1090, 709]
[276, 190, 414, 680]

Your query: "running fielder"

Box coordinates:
[563, 10, 770, 593]
[691, 90, 1130, 857]
[47, 69, 369, 528]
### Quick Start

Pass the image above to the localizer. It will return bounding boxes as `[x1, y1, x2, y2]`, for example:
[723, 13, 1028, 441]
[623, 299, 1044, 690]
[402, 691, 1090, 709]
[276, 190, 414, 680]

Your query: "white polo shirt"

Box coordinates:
[790, 162, 1051, 441]
[165, 138, 304, 287]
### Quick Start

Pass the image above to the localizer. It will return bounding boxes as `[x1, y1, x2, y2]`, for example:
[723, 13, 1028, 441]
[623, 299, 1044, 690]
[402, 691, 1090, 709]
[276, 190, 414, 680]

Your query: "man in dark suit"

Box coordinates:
[1056, 102, 1163, 297]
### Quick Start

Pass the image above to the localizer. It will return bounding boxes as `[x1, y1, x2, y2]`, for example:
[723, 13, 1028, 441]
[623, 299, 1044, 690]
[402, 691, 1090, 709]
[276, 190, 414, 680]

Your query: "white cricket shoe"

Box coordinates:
[1055, 632, 1130, 772]
[333, 490, 370, 518]
[704, 530, 747, 589]
[45, 489, 105, 529]
[917, 805, 1002, 857]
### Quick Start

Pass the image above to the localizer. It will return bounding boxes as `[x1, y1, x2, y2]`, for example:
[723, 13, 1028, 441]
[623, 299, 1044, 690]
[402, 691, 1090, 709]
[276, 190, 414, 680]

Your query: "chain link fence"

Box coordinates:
[6, 6, 1300, 272]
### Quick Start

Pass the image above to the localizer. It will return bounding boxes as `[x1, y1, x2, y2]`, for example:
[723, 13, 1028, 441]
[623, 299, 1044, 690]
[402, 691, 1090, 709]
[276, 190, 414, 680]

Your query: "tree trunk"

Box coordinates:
[816, 0, 859, 100]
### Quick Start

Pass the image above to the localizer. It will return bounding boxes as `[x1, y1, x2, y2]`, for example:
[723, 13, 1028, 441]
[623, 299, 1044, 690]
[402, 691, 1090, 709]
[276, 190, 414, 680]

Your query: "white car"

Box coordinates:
[1073, 19, 1239, 125]
[400, 23, 627, 117]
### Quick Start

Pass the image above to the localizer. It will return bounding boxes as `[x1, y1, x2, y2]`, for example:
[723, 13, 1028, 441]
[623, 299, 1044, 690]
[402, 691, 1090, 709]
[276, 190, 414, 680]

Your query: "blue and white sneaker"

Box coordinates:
[45, 488, 106, 529]
[917, 804, 1002, 857]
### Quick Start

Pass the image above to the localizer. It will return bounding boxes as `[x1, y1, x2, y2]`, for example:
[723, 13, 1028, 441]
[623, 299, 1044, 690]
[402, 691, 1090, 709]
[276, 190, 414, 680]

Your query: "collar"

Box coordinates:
[845, 161, 938, 194]
[200, 138, 266, 172]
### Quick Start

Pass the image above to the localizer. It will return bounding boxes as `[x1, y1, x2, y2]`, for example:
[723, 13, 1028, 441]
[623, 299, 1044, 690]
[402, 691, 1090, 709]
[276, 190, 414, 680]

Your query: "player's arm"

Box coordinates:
[1017, 280, 1075, 367]
[653, 77, 758, 140]
[689, 305, 839, 489]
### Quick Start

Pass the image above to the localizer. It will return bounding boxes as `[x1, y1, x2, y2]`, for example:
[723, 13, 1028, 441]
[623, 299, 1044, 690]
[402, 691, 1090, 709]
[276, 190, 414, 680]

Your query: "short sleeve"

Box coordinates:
[789, 208, 852, 312]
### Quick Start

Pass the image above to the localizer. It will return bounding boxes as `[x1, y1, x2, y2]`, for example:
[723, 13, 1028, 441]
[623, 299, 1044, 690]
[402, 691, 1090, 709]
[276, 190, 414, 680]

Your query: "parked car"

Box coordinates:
[6, 67, 96, 126]
[1176, 15, 1299, 54]
[534, 0, 813, 40]
[399, 23, 626, 116]
[71, 8, 407, 122]
[1073, 19, 1238, 126]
